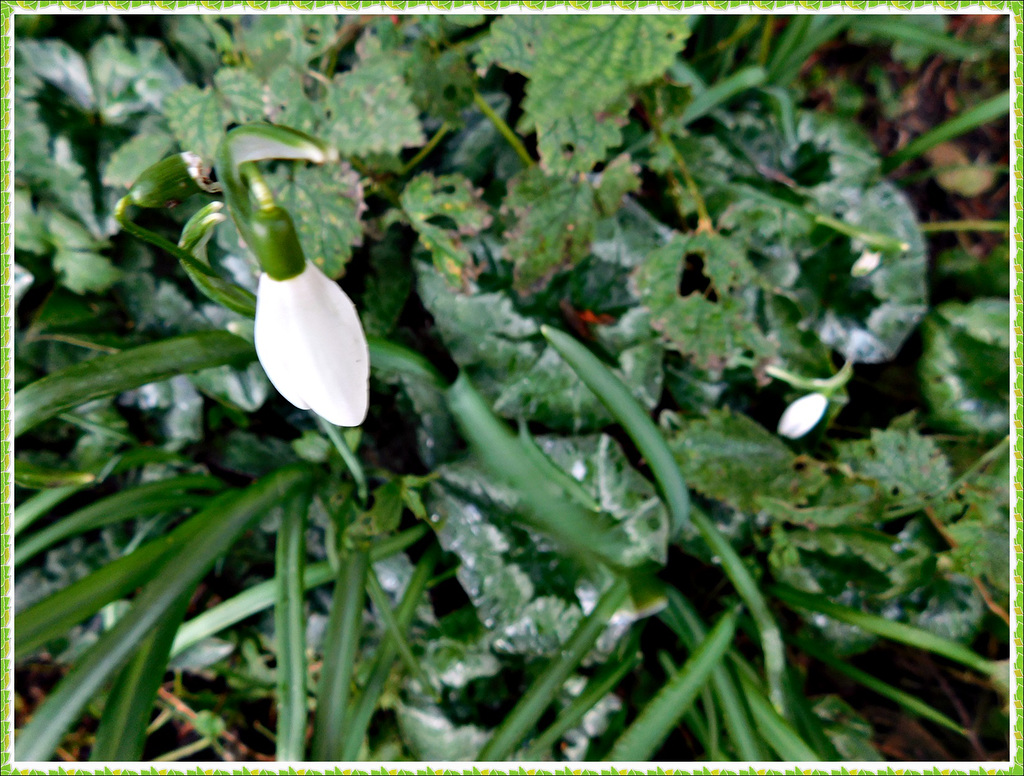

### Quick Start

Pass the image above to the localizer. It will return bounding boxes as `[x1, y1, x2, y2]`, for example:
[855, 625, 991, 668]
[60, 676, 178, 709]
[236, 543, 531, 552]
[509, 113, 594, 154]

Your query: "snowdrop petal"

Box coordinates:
[254, 262, 370, 426]
[777, 392, 828, 439]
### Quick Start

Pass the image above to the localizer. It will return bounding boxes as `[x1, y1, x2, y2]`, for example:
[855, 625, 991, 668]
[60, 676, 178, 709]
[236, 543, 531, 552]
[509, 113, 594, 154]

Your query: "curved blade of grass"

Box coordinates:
[524, 634, 641, 759]
[770, 584, 998, 676]
[15, 485, 83, 537]
[15, 474, 223, 566]
[89, 589, 193, 761]
[341, 544, 440, 760]
[367, 336, 447, 389]
[447, 373, 636, 570]
[366, 567, 437, 700]
[766, 16, 853, 85]
[16, 465, 311, 761]
[884, 90, 1009, 172]
[681, 66, 766, 126]
[541, 326, 787, 715]
[311, 548, 370, 761]
[14, 460, 96, 490]
[477, 578, 629, 761]
[274, 477, 313, 762]
[606, 608, 737, 761]
[660, 588, 768, 761]
[732, 664, 820, 761]
[850, 16, 985, 62]
[170, 525, 428, 656]
[15, 331, 255, 437]
[790, 634, 966, 737]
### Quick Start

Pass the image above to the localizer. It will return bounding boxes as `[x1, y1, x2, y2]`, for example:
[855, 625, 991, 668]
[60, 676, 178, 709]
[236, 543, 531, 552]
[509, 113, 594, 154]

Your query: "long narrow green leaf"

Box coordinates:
[477, 578, 629, 761]
[607, 608, 737, 761]
[15, 331, 255, 437]
[771, 584, 998, 676]
[170, 525, 428, 656]
[14, 485, 83, 537]
[365, 568, 436, 699]
[884, 90, 1009, 172]
[446, 373, 635, 570]
[16, 465, 311, 761]
[14, 460, 96, 490]
[275, 478, 313, 762]
[311, 549, 370, 761]
[851, 16, 985, 61]
[16, 474, 223, 566]
[367, 336, 447, 389]
[766, 16, 852, 85]
[733, 666, 821, 761]
[660, 589, 769, 761]
[341, 545, 440, 760]
[681, 66, 766, 126]
[89, 589, 193, 761]
[542, 326, 787, 715]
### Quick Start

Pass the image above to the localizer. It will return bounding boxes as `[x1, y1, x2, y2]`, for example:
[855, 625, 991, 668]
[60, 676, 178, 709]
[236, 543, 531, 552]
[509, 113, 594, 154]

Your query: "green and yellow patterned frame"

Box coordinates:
[0, 1, 1020, 774]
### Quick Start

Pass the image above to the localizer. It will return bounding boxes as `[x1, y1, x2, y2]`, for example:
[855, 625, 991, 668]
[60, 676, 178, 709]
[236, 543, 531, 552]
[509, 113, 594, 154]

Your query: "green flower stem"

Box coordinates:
[542, 326, 788, 716]
[919, 219, 1010, 234]
[813, 213, 910, 253]
[311, 548, 370, 761]
[274, 479, 313, 762]
[606, 608, 738, 761]
[884, 90, 1010, 172]
[477, 578, 629, 760]
[790, 635, 967, 736]
[765, 359, 854, 396]
[770, 584, 1000, 677]
[318, 418, 369, 507]
[472, 90, 533, 168]
[400, 121, 452, 177]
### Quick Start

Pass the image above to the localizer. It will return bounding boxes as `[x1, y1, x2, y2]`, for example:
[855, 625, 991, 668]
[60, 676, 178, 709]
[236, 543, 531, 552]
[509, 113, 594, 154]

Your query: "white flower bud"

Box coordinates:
[777, 392, 828, 439]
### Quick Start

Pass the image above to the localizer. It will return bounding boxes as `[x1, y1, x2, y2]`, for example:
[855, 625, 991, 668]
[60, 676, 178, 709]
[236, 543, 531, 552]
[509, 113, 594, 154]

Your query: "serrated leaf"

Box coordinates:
[53, 250, 123, 296]
[235, 15, 338, 78]
[595, 155, 643, 216]
[503, 167, 598, 293]
[838, 428, 952, 504]
[213, 66, 265, 125]
[102, 131, 177, 189]
[268, 163, 366, 279]
[17, 39, 95, 110]
[323, 55, 425, 157]
[164, 84, 226, 160]
[406, 41, 475, 124]
[87, 36, 186, 124]
[401, 173, 492, 285]
[663, 407, 828, 514]
[537, 110, 626, 176]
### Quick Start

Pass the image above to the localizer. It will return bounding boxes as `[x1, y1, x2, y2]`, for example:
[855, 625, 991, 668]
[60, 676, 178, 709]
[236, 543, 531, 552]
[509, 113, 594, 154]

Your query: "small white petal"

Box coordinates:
[777, 393, 828, 439]
[254, 262, 370, 426]
[851, 250, 881, 277]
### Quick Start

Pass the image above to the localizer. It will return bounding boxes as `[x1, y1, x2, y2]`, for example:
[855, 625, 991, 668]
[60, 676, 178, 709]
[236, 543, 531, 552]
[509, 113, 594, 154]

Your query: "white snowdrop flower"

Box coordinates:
[777, 392, 828, 439]
[851, 249, 881, 277]
[254, 260, 370, 427]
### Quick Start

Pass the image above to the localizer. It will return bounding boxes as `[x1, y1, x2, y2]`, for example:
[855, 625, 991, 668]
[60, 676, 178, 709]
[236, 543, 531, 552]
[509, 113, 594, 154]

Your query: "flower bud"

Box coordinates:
[777, 392, 828, 439]
[127, 152, 208, 208]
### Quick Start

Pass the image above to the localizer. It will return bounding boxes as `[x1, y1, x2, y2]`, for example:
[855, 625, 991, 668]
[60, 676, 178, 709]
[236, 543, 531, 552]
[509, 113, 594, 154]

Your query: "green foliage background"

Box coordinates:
[11, 11, 1012, 764]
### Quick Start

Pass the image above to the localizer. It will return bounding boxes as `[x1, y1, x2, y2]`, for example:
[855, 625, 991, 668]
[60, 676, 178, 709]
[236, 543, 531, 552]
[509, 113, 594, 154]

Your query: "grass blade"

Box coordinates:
[606, 608, 737, 761]
[884, 90, 1010, 172]
[850, 16, 986, 62]
[477, 578, 629, 760]
[274, 478, 313, 761]
[542, 326, 787, 714]
[15, 331, 255, 437]
[170, 525, 428, 656]
[15, 474, 223, 566]
[14, 485, 83, 537]
[733, 665, 821, 761]
[16, 465, 311, 761]
[681, 66, 766, 126]
[89, 590, 193, 761]
[766, 16, 852, 85]
[311, 548, 370, 761]
[341, 544, 440, 760]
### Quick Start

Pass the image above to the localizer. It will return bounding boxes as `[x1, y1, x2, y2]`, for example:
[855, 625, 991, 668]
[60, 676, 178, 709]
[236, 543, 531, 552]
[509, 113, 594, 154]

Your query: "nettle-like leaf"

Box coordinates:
[594, 155, 643, 216]
[537, 111, 627, 176]
[87, 36, 186, 125]
[234, 15, 339, 78]
[405, 40, 475, 124]
[267, 162, 366, 279]
[401, 173, 493, 286]
[502, 167, 598, 293]
[837, 428, 952, 505]
[102, 130, 177, 190]
[632, 232, 773, 371]
[163, 84, 226, 160]
[323, 47, 425, 157]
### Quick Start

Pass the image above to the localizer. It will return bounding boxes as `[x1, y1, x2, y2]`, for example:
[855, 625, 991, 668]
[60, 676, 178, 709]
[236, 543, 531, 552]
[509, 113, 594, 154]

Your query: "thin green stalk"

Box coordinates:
[885, 90, 1010, 172]
[767, 16, 852, 85]
[341, 545, 440, 760]
[400, 121, 452, 176]
[318, 418, 368, 507]
[472, 90, 533, 167]
[680, 66, 766, 126]
[813, 214, 910, 253]
[542, 326, 787, 716]
[770, 585, 999, 677]
[524, 640, 641, 759]
[274, 479, 313, 761]
[311, 548, 370, 761]
[791, 635, 967, 736]
[919, 219, 1009, 234]
[14, 485, 82, 537]
[606, 608, 738, 761]
[171, 526, 428, 656]
[732, 664, 821, 761]
[477, 579, 629, 760]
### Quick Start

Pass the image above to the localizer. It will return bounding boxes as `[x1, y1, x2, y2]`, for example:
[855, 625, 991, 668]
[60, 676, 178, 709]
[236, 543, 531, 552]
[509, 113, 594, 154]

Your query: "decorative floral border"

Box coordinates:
[1, 2, 1019, 774]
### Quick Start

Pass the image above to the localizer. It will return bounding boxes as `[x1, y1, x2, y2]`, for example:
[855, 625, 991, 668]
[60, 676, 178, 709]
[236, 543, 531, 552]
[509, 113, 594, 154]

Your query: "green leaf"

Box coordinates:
[164, 83, 226, 159]
[918, 299, 1010, 436]
[323, 53, 425, 157]
[537, 110, 626, 176]
[17, 38, 95, 110]
[14, 459, 96, 490]
[503, 166, 598, 292]
[87, 36, 186, 125]
[102, 130, 177, 189]
[837, 428, 952, 505]
[15, 331, 256, 437]
[213, 66, 265, 125]
[406, 40, 474, 124]
[595, 155, 643, 216]
[235, 15, 338, 77]
[401, 173, 492, 285]
[268, 162, 366, 279]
